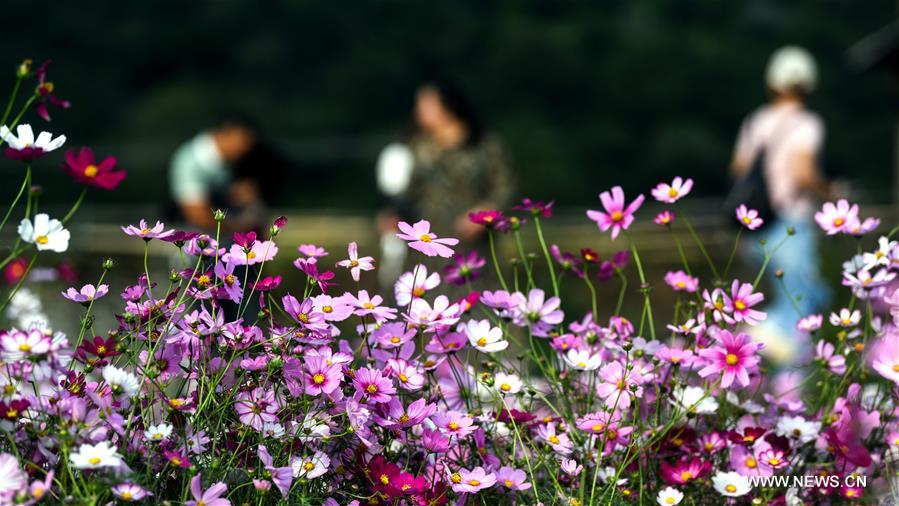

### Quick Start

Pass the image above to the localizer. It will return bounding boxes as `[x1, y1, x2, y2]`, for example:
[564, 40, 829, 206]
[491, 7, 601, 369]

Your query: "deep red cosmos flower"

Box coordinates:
[62, 147, 126, 190]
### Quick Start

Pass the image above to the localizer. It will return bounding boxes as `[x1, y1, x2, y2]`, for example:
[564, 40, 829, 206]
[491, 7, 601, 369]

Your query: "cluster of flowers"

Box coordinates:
[1, 60, 899, 506]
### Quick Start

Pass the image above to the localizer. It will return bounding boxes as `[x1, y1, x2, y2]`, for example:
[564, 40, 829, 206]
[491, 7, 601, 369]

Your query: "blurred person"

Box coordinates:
[169, 115, 259, 230]
[729, 46, 831, 365]
[376, 80, 513, 286]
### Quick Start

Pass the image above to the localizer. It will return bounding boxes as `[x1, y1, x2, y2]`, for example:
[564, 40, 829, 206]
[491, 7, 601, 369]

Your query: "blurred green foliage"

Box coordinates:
[0, 0, 895, 210]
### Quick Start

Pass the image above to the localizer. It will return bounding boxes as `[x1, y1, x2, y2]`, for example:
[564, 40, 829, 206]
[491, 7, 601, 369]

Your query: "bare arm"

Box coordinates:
[792, 150, 828, 198]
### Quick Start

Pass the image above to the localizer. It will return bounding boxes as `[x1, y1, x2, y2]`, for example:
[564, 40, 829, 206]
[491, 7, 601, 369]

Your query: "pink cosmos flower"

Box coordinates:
[111, 483, 152, 502]
[735, 205, 763, 230]
[664, 270, 699, 293]
[586, 186, 645, 240]
[228, 239, 278, 266]
[871, 336, 899, 384]
[302, 355, 343, 396]
[450, 466, 496, 493]
[651, 177, 693, 203]
[298, 243, 328, 258]
[336, 241, 375, 282]
[349, 290, 397, 322]
[395, 265, 441, 305]
[432, 410, 477, 438]
[513, 198, 554, 217]
[726, 280, 766, 325]
[372, 322, 415, 348]
[385, 358, 425, 391]
[121, 219, 173, 241]
[758, 448, 789, 471]
[234, 387, 279, 430]
[846, 216, 880, 237]
[513, 288, 564, 335]
[656, 344, 695, 367]
[596, 360, 644, 409]
[796, 313, 823, 332]
[659, 457, 711, 485]
[186, 474, 230, 506]
[654, 210, 676, 226]
[396, 220, 459, 258]
[443, 251, 486, 285]
[404, 295, 461, 331]
[257, 445, 293, 499]
[560, 459, 583, 476]
[214, 260, 243, 302]
[62, 283, 108, 303]
[815, 340, 846, 375]
[311, 293, 354, 322]
[697, 329, 762, 389]
[495, 466, 531, 490]
[353, 367, 396, 403]
[815, 199, 859, 235]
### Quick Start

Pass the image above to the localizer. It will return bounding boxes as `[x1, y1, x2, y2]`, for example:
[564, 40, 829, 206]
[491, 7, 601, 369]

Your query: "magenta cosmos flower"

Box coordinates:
[664, 270, 699, 293]
[186, 474, 229, 506]
[651, 177, 693, 203]
[660, 457, 711, 485]
[697, 329, 762, 389]
[336, 241, 375, 282]
[353, 367, 396, 403]
[62, 147, 126, 190]
[735, 205, 763, 230]
[443, 251, 486, 285]
[121, 219, 173, 241]
[815, 199, 859, 235]
[62, 283, 109, 303]
[654, 210, 676, 226]
[586, 186, 645, 240]
[234, 387, 279, 430]
[396, 220, 459, 257]
[302, 354, 343, 396]
[726, 280, 766, 325]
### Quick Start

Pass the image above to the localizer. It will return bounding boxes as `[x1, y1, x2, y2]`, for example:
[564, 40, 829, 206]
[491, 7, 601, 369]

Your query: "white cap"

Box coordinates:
[765, 46, 818, 93]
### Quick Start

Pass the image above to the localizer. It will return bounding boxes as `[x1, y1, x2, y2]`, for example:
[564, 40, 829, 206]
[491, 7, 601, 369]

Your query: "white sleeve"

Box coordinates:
[376, 143, 414, 197]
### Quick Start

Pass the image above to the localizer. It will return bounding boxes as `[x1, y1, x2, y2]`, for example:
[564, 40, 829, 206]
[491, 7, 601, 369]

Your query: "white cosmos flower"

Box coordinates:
[261, 422, 285, 439]
[144, 423, 173, 442]
[671, 386, 718, 414]
[862, 236, 896, 270]
[102, 365, 141, 397]
[70, 441, 124, 469]
[775, 415, 821, 444]
[0, 124, 66, 152]
[463, 319, 508, 353]
[0, 453, 26, 497]
[494, 372, 523, 395]
[18, 214, 70, 252]
[712, 471, 751, 497]
[829, 308, 861, 328]
[656, 486, 683, 505]
[563, 349, 602, 371]
[292, 450, 330, 479]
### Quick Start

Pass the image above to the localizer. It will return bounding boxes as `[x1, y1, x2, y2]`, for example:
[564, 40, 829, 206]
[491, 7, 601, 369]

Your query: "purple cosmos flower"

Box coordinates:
[353, 367, 396, 403]
[443, 251, 486, 285]
[496, 466, 531, 491]
[422, 428, 451, 453]
[282, 294, 330, 335]
[396, 220, 459, 258]
[514, 288, 564, 335]
[395, 265, 441, 305]
[561, 459, 583, 477]
[159, 230, 200, 247]
[62, 147, 126, 190]
[651, 177, 693, 203]
[336, 241, 375, 281]
[62, 283, 108, 304]
[372, 322, 416, 348]
[302, 354, 343, 396]
[513, 198, 554, 217]
[186, 474, 230, 506]
[469, 209, 510, 230]
[293, 258, 335, 293]
[726, 280, 766, 325]
[373, 397, 436, 429]
[450, 466, 496, 493]
[660, 458, 711, 485]
[735, 205, 763, 230]
[214, 260, 243, 302]
[121, 219, 174, 241]
[846, 216, 880, 237]
[654, 209, 676, 226]
[34, 60, 71, 121]
[258, 445, 293, 499]
[254, 275, 282, 292]
[550, 245, 584, 277]
[697, 329, 762, 389]
[586, 186, 645, 240]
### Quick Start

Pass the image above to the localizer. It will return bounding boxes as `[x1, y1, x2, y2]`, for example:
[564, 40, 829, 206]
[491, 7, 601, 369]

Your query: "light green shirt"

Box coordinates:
[169, 133, 230, 204]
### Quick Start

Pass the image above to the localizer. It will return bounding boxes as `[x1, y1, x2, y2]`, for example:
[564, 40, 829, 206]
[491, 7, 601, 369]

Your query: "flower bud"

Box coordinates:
[786, 227, 796, 236]
[102, 258, 115, 271]
[775, 269, 784, 279]
[213, 209, 226, 222]
[169, 270, 180, 282]
[16, 59, 32, 78]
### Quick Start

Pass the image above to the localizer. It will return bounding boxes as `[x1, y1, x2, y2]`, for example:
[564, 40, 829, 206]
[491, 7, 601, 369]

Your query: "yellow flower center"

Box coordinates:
[35, 235, 49, 245]
[468, 479, 481, 486]
[668, 187, 678, 198]
[88, 457, 101, 465]
[725, 353, 739, 366]
[680, 470, 693, 481]
[313, 373, 325, 385]
[412, 287, 425, 297]
[304, 461, 315, 471]
[725, 484, 737, 493]
[18, 343, 30, 352]
[500, 383, 511, 392]
[399, 413, 410, 423]
[504, 479, 513, 487]
[390, 336, 401, 344]
[549, 435, 560, 444]
[892, 364, 899, 373]
[419, 234, 432, 242]
[448, 422, 459, 430]
[450, 473, 462, 483]
[592, 423, 604, 432]
[170, 457, 182, 466]
[611, 210, 623, 222]
[734, 300, 747, 311]
[676, 281, 686, 288]
[224, 274, 235, 285]
[834, 218, 844, 227]
[322, 305, 333, 313]
[398, 374, 408, 382]
[6, 409, 17, 418]
[366, 384, 378, 394]
[247, 251, 257, 259]
[84, 165, 99, 177]
[746, 457, 757, 468]
[742, 216, 752, 224]
[477, 337, 488, 347]
[350, 259, 359, 267]
[768, 457, 780, 466]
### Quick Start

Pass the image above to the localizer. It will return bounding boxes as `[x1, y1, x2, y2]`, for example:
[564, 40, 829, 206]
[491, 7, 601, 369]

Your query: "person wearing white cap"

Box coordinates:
[729, 46, 831, 366]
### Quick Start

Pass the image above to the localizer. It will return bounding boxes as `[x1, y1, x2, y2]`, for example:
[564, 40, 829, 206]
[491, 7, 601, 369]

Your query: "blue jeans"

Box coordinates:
[749, 217, 829, 352]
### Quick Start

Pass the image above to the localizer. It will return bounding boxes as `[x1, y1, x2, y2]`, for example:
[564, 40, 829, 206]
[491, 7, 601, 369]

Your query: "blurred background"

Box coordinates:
[1, 0, 897, 336]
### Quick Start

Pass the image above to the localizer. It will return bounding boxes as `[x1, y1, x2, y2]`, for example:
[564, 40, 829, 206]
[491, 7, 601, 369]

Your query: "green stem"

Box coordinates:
[625, 231, 655, 340]
[0, 77, 23, 126]
[722, 227, 742, 279]
[681, 213, 720, 281]
[534, 216, 559, 297]
[487, 230, 509, 291]
[62, 187, 88, 224]
[0, 164, 30, 234]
